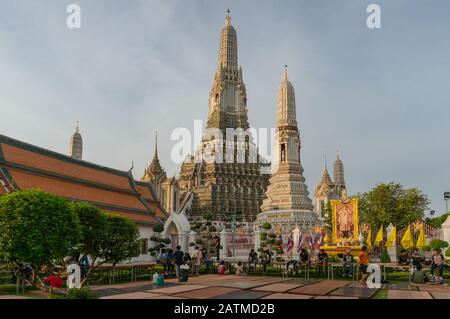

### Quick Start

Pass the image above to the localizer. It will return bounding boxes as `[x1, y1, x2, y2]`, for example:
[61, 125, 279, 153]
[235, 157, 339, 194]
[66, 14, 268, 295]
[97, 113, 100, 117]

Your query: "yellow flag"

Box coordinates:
[366, 228, 372, 249]
[416, 225, 426, 249]
[385, 226, 396, 248]
[401, 225, 414, 249]
[374, 225, 383, 246]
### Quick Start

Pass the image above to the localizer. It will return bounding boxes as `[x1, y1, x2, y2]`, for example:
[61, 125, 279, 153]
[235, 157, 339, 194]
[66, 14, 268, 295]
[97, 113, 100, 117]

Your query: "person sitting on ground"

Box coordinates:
[431, 248, 445, 285]
[412, 264, 428, 284]
[235, 261, 245, 276]
[359, 245, 369, 286]
[218, 260, 227, 275]
[316, 249, 328, 277]
[398, 249, 409, 265]
[342, 249, 354, 278]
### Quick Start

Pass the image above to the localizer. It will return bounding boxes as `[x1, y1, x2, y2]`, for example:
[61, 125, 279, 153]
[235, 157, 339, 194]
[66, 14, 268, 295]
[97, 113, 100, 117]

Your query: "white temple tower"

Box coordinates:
[256, 69, 320, 232]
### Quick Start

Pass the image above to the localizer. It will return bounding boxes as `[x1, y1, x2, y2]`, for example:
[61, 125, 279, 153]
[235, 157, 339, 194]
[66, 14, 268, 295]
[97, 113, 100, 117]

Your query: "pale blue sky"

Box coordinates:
[0, 0, 449, 215]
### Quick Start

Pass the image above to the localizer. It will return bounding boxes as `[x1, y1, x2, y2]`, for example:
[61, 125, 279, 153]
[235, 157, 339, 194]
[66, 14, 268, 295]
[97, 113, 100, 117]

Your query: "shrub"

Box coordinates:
[260, 232, 267, 241]
[422, 245, 431, 252]
[262, 222, 272, 230]
[66, 287, 98, 299]
[445, 248, 450, 257]
[189, 242, 196, 247]
[380, 247, 391, 263]
[152, 223, 165, 233]
[429, 239, 449, 250]
[163, 238, 171, 244]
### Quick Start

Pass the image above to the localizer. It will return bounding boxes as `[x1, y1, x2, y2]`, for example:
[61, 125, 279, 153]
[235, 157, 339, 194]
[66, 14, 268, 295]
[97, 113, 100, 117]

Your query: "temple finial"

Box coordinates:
[154, 131, 158, 158]
[283, 65, 288, 81]
[226, 9, 231, 25]
[75, 121, 80, 133]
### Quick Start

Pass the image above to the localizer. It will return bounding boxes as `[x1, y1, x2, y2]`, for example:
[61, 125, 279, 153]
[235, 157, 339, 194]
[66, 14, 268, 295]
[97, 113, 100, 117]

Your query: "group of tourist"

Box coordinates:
[158, 245, 217, 280]
[404, 248, 447, 285]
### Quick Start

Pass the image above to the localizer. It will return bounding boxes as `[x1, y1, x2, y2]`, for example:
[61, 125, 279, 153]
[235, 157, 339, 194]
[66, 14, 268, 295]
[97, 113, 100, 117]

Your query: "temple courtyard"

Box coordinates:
[2, 274, 448, 300]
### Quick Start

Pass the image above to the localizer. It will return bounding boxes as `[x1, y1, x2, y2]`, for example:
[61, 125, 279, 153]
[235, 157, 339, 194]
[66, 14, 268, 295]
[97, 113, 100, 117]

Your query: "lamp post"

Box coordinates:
[444, 192, 450, 214]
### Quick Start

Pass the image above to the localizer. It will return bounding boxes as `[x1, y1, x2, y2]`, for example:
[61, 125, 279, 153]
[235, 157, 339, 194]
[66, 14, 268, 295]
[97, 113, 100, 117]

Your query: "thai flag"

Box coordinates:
[286, 234, 294, 252]
[315, 232, 323, 250]
[297, 232, 303, 252]
[306, 233, 314, 251]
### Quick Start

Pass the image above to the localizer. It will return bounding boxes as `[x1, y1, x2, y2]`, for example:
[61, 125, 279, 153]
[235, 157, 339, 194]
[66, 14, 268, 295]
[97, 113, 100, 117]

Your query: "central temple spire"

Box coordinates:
[207, 11, 249, 131]
[219, 9, 237, 69]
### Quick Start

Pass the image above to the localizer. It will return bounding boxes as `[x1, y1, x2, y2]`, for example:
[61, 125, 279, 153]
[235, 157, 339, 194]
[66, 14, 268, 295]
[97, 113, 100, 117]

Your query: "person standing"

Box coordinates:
[173, 246, 184, 278]
[359, 245, 369, 286]
[342, 249, 354, 277]
[191, 246, 202, 277]
[248, 249, 258, 272]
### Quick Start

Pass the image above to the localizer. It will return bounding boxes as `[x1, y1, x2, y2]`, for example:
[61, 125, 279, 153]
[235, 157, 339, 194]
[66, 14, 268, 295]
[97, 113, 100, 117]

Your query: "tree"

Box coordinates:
[426, 213, 450, 229]
[102, 215, 141, 267]
[190, 213, 217, 258]
[149, 223, 171, 259]
[71, 202, 108, 283]
[358, 183, 429, 228]
[0, 189, 81, 288]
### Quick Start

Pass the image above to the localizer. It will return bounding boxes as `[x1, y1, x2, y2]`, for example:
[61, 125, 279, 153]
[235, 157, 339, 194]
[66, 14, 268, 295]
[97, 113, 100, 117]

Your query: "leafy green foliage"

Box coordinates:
[66, 287, 98, 299]
[426, 213, 450, 229]
[429, 239, 449, 250]
[71, 202, 107, 263]
[0, 189, 81, 268]
[380, 247, 391, 263]
[152, 223, 164, 233]
[446, 248, 450, 257]
[358, 183, 429, 228]
[102, 214, 141, 266]
[262, 222, 272, 230]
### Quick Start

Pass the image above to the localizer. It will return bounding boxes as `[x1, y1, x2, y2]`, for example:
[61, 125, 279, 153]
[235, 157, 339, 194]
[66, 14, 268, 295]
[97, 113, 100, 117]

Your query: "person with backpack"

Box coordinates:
[164, 249, 174, 277]
[173, 246, 184, 278]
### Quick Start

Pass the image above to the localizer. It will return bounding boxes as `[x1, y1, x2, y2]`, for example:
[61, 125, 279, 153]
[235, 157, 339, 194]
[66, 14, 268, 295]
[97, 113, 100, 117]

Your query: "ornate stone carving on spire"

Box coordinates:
[257, 69, 320, 232]
[142, 132, 166, 182]
[333, 151, 346, 190]
[207, 10, 249, 132]
[332, 151, 346, 200]
[69, 121, 83, 160]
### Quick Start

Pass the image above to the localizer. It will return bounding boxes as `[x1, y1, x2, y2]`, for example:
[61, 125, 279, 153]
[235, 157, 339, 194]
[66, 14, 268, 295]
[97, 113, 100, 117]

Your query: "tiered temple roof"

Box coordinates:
[0, 134, 168, 225]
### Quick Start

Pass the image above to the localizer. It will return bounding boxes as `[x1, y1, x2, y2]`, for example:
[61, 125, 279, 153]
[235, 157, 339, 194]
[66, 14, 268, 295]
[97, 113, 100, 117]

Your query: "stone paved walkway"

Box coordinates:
[1, 275, 448, 299]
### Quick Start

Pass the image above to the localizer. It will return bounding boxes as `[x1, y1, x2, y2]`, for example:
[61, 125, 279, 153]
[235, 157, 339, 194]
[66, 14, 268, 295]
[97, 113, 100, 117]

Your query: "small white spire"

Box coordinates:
[283, 65, 288, 81]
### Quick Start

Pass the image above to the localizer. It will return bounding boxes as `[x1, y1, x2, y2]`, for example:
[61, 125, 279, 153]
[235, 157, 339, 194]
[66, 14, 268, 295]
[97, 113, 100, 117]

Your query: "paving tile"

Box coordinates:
[0, 295, 31, 299]
[212, 280, 274, 289]
[430, 291, 450, 299]
[284, 278, 316, 285]
[383, 283, 413, 291]
[173, 287, 239, 299]
[149, 284, 207, 295]
[314, 296, 358, 299]
[416, 284, 450, 292]
[288, 280, 349, 295]
[101, 292, 162, 299]
[212, 290, 272, 299]
[261, 293, 313, 299]
[330, 287, 378, 299]
[151, 295, 185, 299]
[93, 288, 127, 297]
[387, 290, 432, 299]
[253, 283, 302, 293]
